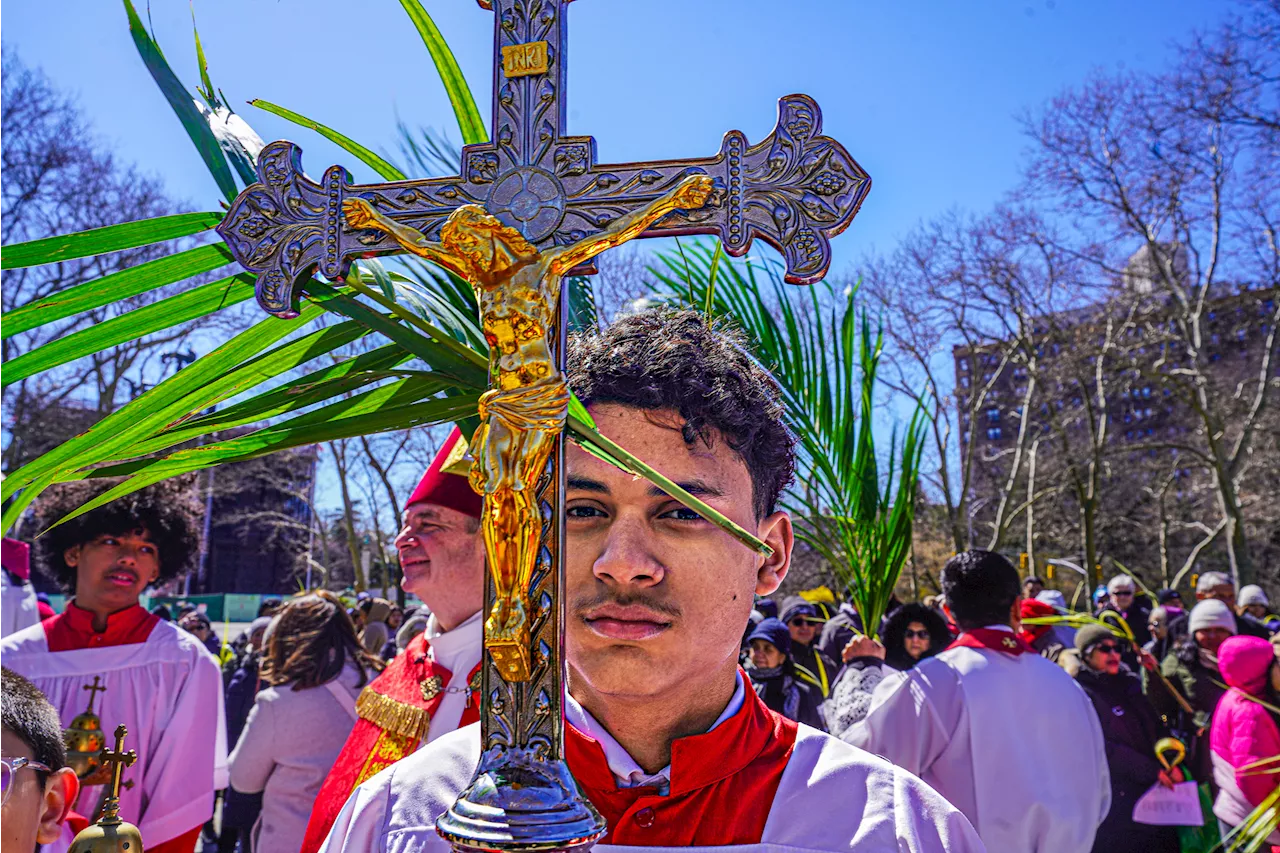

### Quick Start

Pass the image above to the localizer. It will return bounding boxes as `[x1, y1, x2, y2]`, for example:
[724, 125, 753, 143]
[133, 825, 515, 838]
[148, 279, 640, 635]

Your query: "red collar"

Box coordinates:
[44, 602, 160, 652]
[948, 627, 1032, 656]
[563, 670, 797, 845]
[565, 670, 781, 796]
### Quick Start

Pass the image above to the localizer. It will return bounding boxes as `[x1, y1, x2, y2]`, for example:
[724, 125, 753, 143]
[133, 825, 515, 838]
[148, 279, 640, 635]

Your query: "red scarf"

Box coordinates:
[948, 627, 1033, 656]
[300, 633, 481, 853]
[564, 670, 798, 845]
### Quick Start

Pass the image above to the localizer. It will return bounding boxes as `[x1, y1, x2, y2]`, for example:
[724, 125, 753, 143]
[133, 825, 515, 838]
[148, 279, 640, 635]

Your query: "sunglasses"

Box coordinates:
[789, 618, 822, 627]
[904, 629, 931, 640]
[1092, 643, 1123, 655]
[1112, 591, 1134, 597]
[0, 757, 53, 806]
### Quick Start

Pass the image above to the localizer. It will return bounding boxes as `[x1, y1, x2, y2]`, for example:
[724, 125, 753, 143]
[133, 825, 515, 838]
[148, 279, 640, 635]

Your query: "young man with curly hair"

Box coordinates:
[320, 309, 981, 852]
[1, 479, 227, 853]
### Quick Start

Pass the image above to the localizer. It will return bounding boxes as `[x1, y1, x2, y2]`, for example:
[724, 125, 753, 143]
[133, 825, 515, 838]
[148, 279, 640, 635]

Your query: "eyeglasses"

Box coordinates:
[789, 618, 821, 627]
[1112, 591, 1134, 597]
[0, 757, 53, 806]
[904, 629, 931, 640]
[1092, 643, 1123, 655]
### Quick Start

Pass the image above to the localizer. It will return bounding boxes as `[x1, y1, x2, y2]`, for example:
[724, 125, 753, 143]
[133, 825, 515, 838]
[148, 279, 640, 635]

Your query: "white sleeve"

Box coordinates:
[319, 771, 393, 853]
[136, 646, 224, 845]
[228, 694, 275, 794]
[892, 765, 987, 853]
[843, 668, 950, 779]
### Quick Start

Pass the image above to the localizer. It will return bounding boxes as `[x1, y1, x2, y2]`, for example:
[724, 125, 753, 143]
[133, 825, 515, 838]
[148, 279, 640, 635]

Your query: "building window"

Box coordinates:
[959, 358, 970, 371]
[986, 427, 1002, 440]
[986, 408, 1000, 423]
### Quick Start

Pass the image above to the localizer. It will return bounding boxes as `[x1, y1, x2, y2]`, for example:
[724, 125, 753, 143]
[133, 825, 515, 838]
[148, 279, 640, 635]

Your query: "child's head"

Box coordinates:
[1, 668, 79, 851]
[33, 478, 201, 611]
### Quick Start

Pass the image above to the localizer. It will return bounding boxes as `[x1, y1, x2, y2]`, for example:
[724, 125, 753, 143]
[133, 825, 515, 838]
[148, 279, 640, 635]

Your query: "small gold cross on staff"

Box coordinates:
[83, 677, 106, 714]
[100, 725, 137, 808]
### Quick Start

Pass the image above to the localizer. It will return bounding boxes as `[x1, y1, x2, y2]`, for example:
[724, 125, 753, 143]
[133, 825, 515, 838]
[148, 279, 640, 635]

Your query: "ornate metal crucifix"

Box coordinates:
[217, 1, 870, 849]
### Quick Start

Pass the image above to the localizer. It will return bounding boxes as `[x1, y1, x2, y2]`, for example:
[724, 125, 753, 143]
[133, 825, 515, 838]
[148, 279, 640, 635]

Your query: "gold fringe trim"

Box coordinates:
[355, 688, 431, 743]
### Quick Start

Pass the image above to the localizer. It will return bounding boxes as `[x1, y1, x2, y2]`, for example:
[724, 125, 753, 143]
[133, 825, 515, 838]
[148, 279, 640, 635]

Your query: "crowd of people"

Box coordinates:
[0, 308, 1277, 853]
[739, 568, 1280, 852]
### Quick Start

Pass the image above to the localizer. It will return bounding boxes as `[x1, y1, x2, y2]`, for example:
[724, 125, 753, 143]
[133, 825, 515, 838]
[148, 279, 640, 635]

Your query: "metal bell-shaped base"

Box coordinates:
[436, 744, 606, 853]
[68, 818, 144, 853]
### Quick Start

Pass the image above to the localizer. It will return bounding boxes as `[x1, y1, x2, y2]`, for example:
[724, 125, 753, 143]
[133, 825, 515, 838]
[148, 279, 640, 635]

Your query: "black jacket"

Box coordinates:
[1076, 666, 1179, 853]
[749, 664, 826, 731]
[790, 642, 838, 699]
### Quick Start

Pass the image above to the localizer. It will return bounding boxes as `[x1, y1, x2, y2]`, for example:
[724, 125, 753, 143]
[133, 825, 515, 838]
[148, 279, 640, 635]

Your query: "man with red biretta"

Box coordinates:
[300, 428, 486, 853]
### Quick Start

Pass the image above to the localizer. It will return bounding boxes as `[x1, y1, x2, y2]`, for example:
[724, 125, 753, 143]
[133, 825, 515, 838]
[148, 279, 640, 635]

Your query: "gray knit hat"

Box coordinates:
[1074, 623, 1118, 655]
[1188, 599, 1236, 635]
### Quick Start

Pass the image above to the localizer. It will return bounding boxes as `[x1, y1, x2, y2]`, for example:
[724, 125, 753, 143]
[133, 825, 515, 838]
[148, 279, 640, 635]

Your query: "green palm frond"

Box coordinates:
[650, 242, 926, 637]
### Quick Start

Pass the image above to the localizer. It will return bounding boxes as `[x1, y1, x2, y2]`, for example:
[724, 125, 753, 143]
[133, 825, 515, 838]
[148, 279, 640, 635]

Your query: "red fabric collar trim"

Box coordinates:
[564, 669, 797, 845]
[44, 602, 160, 652]
[948, 627, 1033, 656]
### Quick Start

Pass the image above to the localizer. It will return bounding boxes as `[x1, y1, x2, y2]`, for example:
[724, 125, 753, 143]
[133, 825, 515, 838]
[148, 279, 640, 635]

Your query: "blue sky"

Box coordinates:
[5, 1, 1233, 268]
[2, 1, 1236, 518]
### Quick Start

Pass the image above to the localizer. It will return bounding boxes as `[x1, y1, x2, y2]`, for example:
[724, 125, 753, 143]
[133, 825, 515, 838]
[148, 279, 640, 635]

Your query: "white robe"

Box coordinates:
[419, 611, 483, 746]
[319, 721, 985, 853]
[1, 617, 229, 851]
[0, 568, 39, 637]
[845, 638, 1110, 853]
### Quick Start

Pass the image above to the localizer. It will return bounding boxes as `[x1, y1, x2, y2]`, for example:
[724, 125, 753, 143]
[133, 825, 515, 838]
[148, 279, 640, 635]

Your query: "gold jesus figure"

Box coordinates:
[343, 174, 714, 681]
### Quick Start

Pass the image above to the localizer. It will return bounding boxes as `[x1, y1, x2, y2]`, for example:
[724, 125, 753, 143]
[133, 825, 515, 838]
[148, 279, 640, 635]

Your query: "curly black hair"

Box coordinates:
[29, 476, 202, 591]
[567, 308, 795, 518]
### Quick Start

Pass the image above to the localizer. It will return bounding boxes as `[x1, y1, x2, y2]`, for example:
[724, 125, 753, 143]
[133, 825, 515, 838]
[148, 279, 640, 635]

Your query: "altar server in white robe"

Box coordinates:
[1, 480, 227, 853]
[845, 550, 1110, 853]
[320, 311, 983, 852]
[1, 537, 40, 637]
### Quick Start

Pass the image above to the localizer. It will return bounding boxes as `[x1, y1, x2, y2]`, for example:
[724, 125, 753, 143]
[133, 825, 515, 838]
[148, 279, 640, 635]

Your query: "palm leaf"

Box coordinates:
[191, 10, 263, 187]
[123, 0, 238, 201]
[650, 241, 927, 637]
[2, 243, 234, 338]
[249, 100, 406, 182]
[0, 212, 222, 269]
[398, 0, 487, 145]
[2, 274, 256, 387]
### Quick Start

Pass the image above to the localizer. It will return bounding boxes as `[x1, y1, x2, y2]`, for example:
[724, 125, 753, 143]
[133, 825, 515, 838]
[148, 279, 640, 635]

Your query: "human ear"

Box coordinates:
[35, 769, 79, 844]
[754, 511, 793, 596]
[63, 545, 82, 568]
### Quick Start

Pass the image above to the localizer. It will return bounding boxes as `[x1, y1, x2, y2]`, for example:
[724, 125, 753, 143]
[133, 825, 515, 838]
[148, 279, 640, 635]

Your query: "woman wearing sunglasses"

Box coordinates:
[1073, 624, 1180, 853]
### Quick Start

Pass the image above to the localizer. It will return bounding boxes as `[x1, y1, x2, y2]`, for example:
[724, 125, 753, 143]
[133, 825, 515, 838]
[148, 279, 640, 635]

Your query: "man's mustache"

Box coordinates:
[569, 589, 683, 621]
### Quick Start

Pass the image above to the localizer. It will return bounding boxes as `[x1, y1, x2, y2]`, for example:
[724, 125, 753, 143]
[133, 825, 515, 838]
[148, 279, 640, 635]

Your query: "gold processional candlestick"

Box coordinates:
[69, 725, 143, 853]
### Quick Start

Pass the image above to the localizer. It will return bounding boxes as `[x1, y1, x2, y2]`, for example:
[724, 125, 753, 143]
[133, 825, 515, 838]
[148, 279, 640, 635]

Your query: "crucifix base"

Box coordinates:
[436, 745, 606, 853]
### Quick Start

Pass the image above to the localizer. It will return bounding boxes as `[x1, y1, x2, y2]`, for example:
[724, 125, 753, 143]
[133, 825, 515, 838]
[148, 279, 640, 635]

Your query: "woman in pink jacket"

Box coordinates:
[1210, 635, 1280, 844]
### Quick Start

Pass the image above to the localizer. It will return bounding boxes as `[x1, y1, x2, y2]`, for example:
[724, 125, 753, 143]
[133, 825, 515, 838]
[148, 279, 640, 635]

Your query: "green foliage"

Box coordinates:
[0, 212, 223, 270]
[123, 0, 238, 201]
[249, 100, 407, 182]
[651, 241, 927, 637]
[397, 0, 488, 146]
